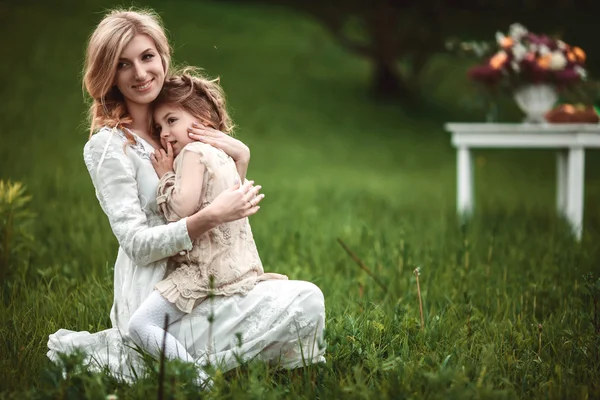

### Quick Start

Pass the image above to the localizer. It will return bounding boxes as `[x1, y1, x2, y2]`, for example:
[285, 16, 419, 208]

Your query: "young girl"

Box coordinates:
[127, 67, 318, 374]
[155, 69, 289, 309]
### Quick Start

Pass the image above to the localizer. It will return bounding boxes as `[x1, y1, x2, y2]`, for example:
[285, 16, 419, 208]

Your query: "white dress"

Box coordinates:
[47, 127, 326, 380]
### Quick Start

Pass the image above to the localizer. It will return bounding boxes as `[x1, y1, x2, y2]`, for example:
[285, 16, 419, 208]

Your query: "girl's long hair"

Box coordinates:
[153, 66, 235, 137]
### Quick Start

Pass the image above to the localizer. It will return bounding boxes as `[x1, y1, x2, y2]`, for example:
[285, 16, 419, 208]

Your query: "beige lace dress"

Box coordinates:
[154, 142, 287, 313]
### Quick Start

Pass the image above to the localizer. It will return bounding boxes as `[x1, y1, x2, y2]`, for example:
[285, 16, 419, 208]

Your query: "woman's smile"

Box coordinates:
[132, 79, 154, 92]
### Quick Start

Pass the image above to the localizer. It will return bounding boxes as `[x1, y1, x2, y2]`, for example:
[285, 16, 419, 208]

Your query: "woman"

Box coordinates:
[47, 8, 326, 382]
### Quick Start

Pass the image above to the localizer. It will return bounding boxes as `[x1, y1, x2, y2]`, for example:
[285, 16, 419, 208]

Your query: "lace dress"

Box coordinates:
[46, 127, 326, 380]
[154, 142, 287, 313]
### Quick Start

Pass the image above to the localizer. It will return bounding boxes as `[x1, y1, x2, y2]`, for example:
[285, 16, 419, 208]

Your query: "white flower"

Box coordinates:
[106, 395, 118, 400]
[557, 40, 567, 50]
[512, 43, 527, 61]
[460, 42, 474, 52]
[496, 31, 507, 46]
[472, 42, 487, 57]
[509, 23, 528, 40]
[511, 61, 521, 72]
[575, 65, 587, 79]
[549, 51, 567, 70]
[538, 45, 551, 56]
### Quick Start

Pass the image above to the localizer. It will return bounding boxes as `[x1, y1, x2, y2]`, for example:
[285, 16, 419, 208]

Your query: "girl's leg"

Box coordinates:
[128, 290, 193, 362]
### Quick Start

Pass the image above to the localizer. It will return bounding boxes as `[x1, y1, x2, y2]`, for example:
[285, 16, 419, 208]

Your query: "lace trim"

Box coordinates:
[155, 264, 287, 313]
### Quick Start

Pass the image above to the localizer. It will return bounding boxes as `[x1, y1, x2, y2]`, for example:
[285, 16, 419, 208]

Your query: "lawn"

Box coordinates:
[1, 0, 600, 399]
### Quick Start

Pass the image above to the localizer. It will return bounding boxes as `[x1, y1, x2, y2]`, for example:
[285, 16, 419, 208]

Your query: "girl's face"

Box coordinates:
[153, 104, 197, 157]
[114, 34, 165, 106]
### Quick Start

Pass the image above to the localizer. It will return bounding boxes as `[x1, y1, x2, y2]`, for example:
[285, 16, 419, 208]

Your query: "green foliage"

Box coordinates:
[1, 0, 600, 399]
[0, 180, 34, 285]
[582, 273, 600, 336]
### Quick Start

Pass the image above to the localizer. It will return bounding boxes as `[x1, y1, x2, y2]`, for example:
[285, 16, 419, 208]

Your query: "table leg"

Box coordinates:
[457, 147, 474, 217]
[556, 149, 568, 216]
[566, 147, 585, 240]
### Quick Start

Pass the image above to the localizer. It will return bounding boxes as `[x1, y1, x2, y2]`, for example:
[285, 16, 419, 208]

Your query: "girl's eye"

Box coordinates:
[154, 125, 162, 133]
[167, 118, 177, 124]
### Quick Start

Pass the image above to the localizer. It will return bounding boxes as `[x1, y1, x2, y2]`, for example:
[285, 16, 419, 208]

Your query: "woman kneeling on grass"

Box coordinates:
[47, 8, 326, 385]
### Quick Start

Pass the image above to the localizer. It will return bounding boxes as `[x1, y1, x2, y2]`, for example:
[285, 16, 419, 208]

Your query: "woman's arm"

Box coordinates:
[187, 179, 263, 239]
[84, 130, 193, 266]
[234, 157, 249, 184]
[187, 124, 250, 182]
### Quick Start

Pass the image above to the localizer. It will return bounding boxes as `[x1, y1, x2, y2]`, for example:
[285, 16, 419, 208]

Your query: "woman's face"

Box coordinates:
[114, 34, 165, 106]
[153, 104, 197, 157]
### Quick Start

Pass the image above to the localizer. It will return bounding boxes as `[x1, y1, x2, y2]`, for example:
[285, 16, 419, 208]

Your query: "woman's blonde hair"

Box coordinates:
[83, 8, 171, 137]
[153, 66, 235, 136]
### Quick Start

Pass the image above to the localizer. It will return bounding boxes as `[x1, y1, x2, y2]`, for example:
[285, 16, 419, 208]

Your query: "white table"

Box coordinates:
[444, 123, 600, 240]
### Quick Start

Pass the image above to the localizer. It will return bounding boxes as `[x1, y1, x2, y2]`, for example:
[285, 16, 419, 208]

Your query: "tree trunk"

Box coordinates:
[371, 60, 412, 100]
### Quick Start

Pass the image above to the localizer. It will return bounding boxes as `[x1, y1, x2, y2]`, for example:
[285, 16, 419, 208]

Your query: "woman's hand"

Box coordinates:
[186, 180, 266, 240]
[206, 180, 265, 224]
[188, 123, 250, 164]
[187, 180, 264, 239]
[150, 142, 174, 178]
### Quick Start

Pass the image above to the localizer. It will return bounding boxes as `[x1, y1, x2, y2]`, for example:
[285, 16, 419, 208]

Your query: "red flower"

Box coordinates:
[467, 64, 503, 84]
[554, 69, 580, 84]
[526, 33, 555, 49]
[521, 61, 550, 83]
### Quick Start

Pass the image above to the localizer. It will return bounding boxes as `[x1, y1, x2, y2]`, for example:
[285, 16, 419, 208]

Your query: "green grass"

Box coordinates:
[2, 0, 600, 398]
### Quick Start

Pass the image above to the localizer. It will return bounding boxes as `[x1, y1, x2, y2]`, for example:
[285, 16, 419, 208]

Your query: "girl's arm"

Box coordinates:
[156, 148, 207, 222]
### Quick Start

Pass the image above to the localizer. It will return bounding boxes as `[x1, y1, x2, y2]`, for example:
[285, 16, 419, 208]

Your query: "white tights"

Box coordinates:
[128, 291, 191, 363]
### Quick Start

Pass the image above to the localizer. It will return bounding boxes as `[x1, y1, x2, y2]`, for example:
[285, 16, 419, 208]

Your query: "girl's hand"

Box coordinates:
[150, 142, 174, 178]
[188, 123, 250, 164]
[207, 180, 265, 223]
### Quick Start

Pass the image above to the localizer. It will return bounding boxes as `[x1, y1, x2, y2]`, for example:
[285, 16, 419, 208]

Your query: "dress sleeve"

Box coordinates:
[156, 148, 206, 222]
[83, 129, 193, 266]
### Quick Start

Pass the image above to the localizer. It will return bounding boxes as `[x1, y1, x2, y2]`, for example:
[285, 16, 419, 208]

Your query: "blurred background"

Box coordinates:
[2, 0, 599, 245]
[2, 0, 600, 397]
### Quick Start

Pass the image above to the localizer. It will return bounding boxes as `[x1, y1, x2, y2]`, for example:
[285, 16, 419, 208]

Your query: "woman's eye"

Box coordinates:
[143, 54, 155, 61]
[117, 62, 128, 69]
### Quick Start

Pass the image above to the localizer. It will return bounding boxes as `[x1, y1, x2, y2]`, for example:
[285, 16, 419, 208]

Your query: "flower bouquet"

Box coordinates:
[463, 23, 588, 122]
